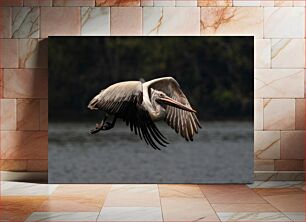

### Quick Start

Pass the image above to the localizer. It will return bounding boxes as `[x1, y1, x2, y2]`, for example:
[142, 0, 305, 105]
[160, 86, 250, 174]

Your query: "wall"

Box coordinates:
[0, 0, 305, 181]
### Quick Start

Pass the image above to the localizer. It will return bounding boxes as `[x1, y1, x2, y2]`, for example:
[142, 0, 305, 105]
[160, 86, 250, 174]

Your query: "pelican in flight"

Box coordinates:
[88, 77, 201, 150]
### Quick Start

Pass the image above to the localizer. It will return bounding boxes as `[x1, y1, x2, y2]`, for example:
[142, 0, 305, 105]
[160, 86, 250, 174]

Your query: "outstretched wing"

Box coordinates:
[145, 77, 201, 141]
[88, 81, 168, 150]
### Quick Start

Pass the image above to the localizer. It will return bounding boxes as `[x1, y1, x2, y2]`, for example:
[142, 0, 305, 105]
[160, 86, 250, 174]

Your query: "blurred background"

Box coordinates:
[49, 37, 254, 122]
[48, 37, 254, 183]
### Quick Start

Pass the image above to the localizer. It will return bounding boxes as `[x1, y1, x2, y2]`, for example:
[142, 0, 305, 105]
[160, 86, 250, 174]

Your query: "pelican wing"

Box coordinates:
[147, 77, 201, 141]
[88, 81, 167, 150]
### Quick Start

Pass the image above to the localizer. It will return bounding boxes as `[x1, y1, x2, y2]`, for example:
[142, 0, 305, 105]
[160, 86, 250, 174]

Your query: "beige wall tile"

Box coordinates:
[274, 0, 293, 6]
[281, 131, 304, 160]
[41, 7, 80, 38]
[263, 99, 295, 130]
[275, 160, 304, 171]
[264, 7, 305, 38]
[27, 159, 48, 171]
[19, 39, 48, 68]
[0, 69, 3, 98]
[200, 7, 263, 38]
[271, 39, 305, 68]
[255, 69, 304, 98]
[233, 0, 260, 6]
[53, 0, 95, 6]
[154, 0, 175, 6]
[260, 0, 274, 6]
[111, 7, 142, 35]
[255, 39, 271, 68]
[143, 7, 200, 35]
[81, 7, 110, 36]
[3, 69, 48, 99]
[141, 0, 153, 6]
[254, 160, 274, 171]
[255, 99, 263, 130]
[295, 99, 305, 130]
[23, 0, 52, 6]
[0, 39, 18, 68]
[1, 131, 48, 159]
[255, 131, 280, 160]
[17, 99, 40, 130]
[293, 0, 305, 6]
[0, 7, 11, 38]
[96, 0, 140, 6]
[0, 159, 27, 171]
[0, 0, 22, 6]
[12, 7, 39, 38]
[176, 0, 197, 6]
[40, 99, 48, 130]
[0, 99, 16, 130]
[198, 0, 232, 6]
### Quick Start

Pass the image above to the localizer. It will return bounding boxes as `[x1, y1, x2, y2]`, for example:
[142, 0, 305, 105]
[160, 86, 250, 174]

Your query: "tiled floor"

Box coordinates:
[0, 181, 305, 222]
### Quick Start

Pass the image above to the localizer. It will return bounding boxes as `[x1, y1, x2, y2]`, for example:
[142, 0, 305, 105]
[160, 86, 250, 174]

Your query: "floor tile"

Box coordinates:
[97, 207, 162, 221]
[255, 188, 305, 212]
[37, 196, 104, 212]
[52, 184, 111, 198]
[161, 197, 219, 221]
[283, 212, 305, 222]
[199, 185, 266, 204]
[212, 203, 278, 212]
[0, 196, 47, 221]
[1, 181, 58, 196]
[25, 212, 99, 221]
[103, 184, 160, 207]
[217, 212, 291, 221]
[248, 181, 304, 189]
[159, 184, 204, 198]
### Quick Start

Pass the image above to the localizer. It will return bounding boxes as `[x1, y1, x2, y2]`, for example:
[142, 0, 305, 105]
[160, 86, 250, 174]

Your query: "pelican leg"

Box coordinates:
[89, 115, 116, 134]
[101, 116, 117, 130]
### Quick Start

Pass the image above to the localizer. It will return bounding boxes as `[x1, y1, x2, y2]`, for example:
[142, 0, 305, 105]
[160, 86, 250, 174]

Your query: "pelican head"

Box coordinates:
[151, 89, 196, 113]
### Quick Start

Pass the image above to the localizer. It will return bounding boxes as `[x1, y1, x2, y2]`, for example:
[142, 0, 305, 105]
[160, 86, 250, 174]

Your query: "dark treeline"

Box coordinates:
[49, 37, 254, 122]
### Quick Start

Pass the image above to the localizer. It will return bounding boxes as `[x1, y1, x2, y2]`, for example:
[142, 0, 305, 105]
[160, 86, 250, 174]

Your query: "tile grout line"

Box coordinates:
[157, 184, 165, 222]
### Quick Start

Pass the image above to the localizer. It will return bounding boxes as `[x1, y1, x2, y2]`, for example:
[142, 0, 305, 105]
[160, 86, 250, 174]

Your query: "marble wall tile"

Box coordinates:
[272, 39, 305, 68]
[264, 7, 305, 38]
[53, 0, 95, 6]
[26, 212, 99, 222]
[143, 7, 200, 35]
[27, 159, 48, 171]
[23, 0, 52, 6]
[39, 99, 48, 130]
[41, 7, 80, 38]
[110, 7, 142, 35]
[154, 0, 175, 6]
[0, 39, 18, 68]
[233, 0, 260, 6]
[254, 160, 275, 171]
[0, 99, 16, 131]
[255, 69, 304, 98]
[1, 131, 48, 159]
[304, 70, 306, 98]
[260, 0, 274, 6]
[263, 99, 295, 130]
[161, 197, 219, 221]
[254, 131, 280, 160]
[0, 69, 3, 98]
[200, 7, 263, 38]
[98, 207, 162, 221]
[3, 69, 48, 99]
[81, 7, 110, 36]
[295, 99, 304, 130]
[274, 0, 293, 6]
[0, 0, 22, 6]
[12, 7, 39, 38]
[275, 160, 304, 171]
[255, 39, 271, 68]
[255, 99, 263, 130]
[0, 159, 27, 171]
[254, 171, 304, 181]
[198, 0, 232, 6]
[217, 212, 291, 222]
[17, 99, 40, 130]
[280, 131, 304, 160]
[293, 0, 305, 6]
[0, 7, 11, 38]
[176, 0, 197, 6]
[19, 39, 48, 68]
[96, 0, 140, 6]
[141, 0, 153, 6]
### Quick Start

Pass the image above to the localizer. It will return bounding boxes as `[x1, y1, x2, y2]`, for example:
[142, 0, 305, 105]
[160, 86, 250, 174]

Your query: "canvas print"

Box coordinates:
[48, 37, 254, 183]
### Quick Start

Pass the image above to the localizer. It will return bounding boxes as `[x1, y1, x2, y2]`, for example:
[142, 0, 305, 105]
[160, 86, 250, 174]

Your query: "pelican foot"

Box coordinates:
[89, 121, 114, 134]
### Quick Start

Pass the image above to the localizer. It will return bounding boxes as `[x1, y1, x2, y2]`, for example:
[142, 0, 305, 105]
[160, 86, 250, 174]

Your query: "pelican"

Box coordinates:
[88, 77, 201, 150]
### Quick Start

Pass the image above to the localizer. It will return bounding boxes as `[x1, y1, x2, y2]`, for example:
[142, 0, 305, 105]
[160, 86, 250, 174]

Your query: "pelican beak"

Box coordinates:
[157, 96, 196, 113]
